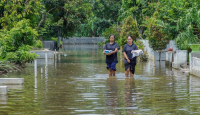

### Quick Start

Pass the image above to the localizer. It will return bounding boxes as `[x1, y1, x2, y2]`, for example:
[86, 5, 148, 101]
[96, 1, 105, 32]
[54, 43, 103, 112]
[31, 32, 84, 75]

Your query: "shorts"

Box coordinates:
[125, 62, 136, 74]
[106, 62, 117, 71]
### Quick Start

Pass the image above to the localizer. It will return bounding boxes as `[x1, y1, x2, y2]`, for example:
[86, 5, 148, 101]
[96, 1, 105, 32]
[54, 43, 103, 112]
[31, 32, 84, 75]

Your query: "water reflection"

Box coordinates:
[6, 85, 24, 90]
[123, 77, 136, 114]
[1, 44, 200, 114]
[0, 95, 8, 104]
[124, 77, 135, 106]
[34, 60, 37, 89]
[105, 76, 118, 114]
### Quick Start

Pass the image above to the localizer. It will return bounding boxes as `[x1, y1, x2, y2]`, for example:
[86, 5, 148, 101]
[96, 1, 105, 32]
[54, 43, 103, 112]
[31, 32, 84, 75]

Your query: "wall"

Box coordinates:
[189, 52, 200, 77]
[31, 51, 55, 59]
[63, 37, 106, 44]
[42, 41, 56, 50]
[139, 40, 178, 61]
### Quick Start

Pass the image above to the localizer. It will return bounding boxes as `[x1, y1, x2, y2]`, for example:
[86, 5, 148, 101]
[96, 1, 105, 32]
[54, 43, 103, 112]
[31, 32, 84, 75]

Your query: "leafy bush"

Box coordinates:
[34, 40, 43, 49]
[176, 7, 200, 50]
[0, 48, 19, 72]
[51, 37, 63, 47]
[120, 16, 139, 46]
[143, 17, 171, 51]
[0, 19, 39, 65]
[134, 40, 144, 50]
[102, 24, 121, 45]
[16, 49, 39, 65]
[97, 42, 105, 46]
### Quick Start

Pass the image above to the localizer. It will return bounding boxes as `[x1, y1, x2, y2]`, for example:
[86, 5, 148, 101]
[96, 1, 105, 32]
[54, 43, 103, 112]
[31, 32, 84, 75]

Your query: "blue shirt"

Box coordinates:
[122, 43, 138, 63]
[104, 42, 120, 63]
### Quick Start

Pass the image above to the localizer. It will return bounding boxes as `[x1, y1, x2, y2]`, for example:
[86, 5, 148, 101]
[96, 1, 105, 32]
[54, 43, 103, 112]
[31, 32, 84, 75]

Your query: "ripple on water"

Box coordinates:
[88, 73, 158, 81]
[2, 45, 200, 115]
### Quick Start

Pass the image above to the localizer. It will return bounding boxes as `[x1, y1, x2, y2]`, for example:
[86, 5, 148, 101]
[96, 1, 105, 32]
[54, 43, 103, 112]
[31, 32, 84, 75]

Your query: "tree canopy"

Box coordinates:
[1, 0, 200, 59]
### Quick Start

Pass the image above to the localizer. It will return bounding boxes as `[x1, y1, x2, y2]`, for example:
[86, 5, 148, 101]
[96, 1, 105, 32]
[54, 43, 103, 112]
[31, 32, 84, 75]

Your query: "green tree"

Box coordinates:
[74, 0, 122, 37]
[102, 24, 121, 45]
[0, 0, 43, 30]
[118, 0, 157, 39]
[120, 16, 139, 46]
[143, 17, 171, 51]
[0, 19, 39, 65]
[42, 0, 91, 37]
[176, 6, 200, 49]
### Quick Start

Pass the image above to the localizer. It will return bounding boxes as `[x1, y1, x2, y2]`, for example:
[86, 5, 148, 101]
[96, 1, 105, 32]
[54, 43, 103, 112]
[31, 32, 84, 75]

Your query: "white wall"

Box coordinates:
[190, 53, 200, 77]
[139, 39, 178, 61]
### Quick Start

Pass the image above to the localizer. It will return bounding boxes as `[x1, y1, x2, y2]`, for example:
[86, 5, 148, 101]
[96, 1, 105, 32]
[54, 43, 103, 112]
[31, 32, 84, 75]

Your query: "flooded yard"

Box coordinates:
[0, 44, 200, 115]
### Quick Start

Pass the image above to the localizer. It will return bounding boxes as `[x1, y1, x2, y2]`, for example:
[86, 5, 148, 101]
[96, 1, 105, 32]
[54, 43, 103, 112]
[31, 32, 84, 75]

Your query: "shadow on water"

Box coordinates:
[0, 44, 200, 114]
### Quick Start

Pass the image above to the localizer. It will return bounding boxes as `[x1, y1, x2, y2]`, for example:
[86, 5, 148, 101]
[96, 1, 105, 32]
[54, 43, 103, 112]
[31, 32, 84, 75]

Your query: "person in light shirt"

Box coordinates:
[122, 35, 138, 77]
[103, 34, 120, 76]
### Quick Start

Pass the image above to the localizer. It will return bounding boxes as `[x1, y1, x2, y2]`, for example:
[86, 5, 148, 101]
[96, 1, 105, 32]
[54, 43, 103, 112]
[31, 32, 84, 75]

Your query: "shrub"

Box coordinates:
[51, 37, 63, 47]
[34, 40, 43, 49]
[176, 7, 200, 50]
[120, 16, 139, 46]
[0, 19, 39, 65]
[143, 17, 171, 51]
[102, 24, 121, 45]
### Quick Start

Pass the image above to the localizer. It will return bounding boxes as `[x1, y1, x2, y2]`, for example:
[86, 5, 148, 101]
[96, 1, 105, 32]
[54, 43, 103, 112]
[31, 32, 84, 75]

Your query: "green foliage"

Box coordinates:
[154, 0, 188, 39]
[51, 37, 63, 47]
[0, 0, 43, 30]
[119, 0, 156, 25]
[74, 0, 122, 37]
[10, 20, 38, 47]
[102, 24, 121, 45]
[120, 16, 139, 46]
[34, 40, 43, 49]
[143, 17, 171, 50]
[92, 18, 113, 36]
[118, 0, 200, 43]
[43, 0, 92, 37]
[134, 41, 144, 51]
[0, 47, 18, 72]
[37, 14, 56, 40]
[97, 42, 105, 46]
[0, 19, 39, 65]
[176, 7, 200, 50]
[16, 45, 39, 64]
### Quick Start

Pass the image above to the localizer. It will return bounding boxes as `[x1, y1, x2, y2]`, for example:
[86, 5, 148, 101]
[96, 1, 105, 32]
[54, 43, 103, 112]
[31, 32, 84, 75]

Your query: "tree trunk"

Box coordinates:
[39, 35, 43, 41]
[36, 7, 56, 32]
[135, 17, 143, 39]
[37, 13, 46, 31]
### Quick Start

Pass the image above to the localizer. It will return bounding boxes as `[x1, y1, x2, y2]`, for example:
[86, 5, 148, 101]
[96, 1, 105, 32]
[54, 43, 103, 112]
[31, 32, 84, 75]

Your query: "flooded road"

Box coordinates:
[1, 44, 200, 115]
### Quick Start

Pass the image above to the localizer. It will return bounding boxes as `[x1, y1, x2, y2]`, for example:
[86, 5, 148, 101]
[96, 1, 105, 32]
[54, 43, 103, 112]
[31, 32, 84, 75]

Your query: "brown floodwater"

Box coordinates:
[0, 44, 200, 115]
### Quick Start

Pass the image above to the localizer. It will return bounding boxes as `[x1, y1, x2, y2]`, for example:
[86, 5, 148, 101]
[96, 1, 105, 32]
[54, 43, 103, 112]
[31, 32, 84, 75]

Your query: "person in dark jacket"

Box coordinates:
[122, 35, 138, 77]
[103, 34, 120, 76]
